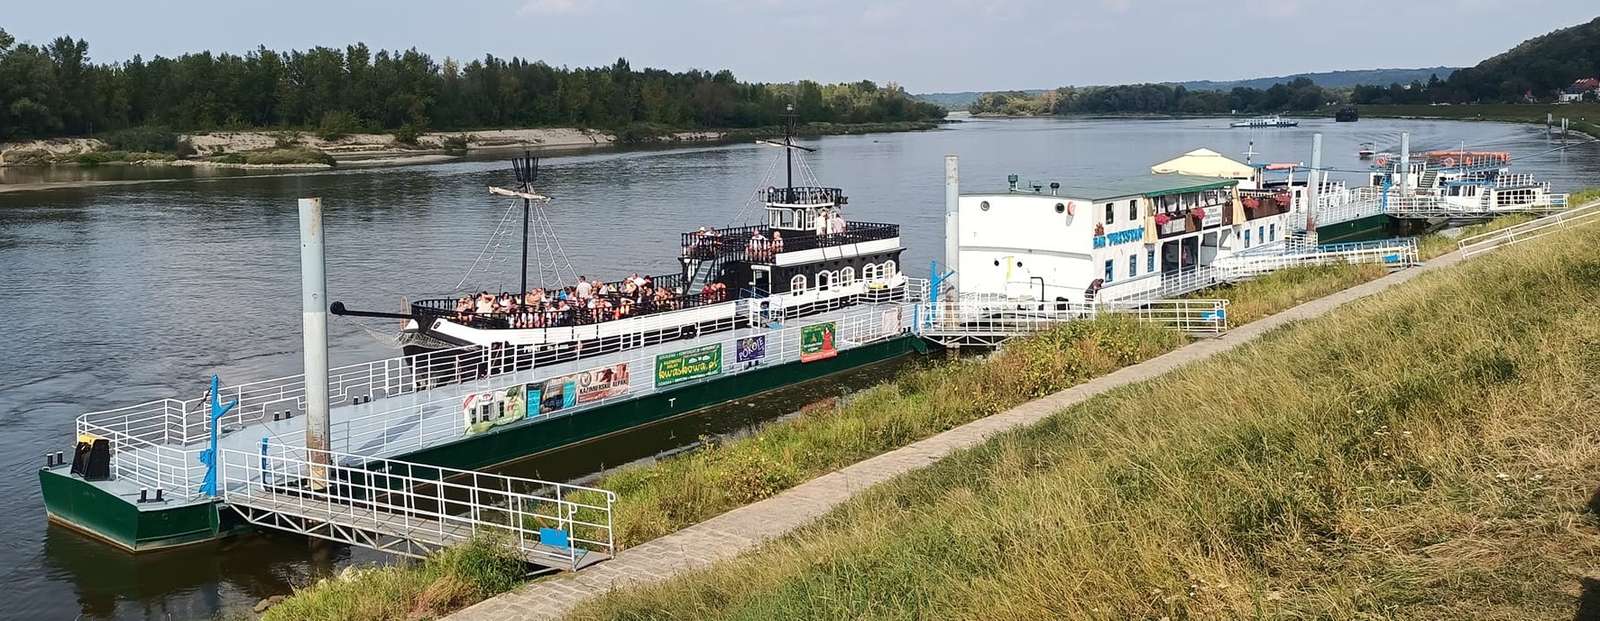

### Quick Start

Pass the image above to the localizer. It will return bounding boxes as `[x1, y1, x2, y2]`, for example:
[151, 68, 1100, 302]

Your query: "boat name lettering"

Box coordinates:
[1093, 228, 1143, 248]
[736, 336, 767, 362]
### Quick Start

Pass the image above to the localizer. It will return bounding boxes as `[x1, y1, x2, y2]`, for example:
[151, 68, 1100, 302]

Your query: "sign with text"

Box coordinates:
[535, 363, 631, 416]
[736, 335, 767, 362]
[655, 344, 723, 387]
[800, 321, 838, 362]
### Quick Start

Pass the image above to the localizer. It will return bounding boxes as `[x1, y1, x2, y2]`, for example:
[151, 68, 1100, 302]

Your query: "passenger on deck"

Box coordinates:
[814, 210, 830, 236]
[829, 210, 846, 235]
[770, 230, 783, 254]
[747, 231, 769, 260]
[576, 276, 593, 300]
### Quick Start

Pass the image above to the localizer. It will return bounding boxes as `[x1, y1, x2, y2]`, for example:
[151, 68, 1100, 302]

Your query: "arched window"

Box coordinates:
[816, 270, 833, 290]
[839, 266, 855, 285]
[883, 260, 897, 279]
[790, 274, 807, 292]
[862, 263, 878, 281]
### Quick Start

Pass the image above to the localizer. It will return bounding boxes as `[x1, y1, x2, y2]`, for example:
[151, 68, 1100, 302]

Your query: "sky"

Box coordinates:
[3, 0, 1594, 92]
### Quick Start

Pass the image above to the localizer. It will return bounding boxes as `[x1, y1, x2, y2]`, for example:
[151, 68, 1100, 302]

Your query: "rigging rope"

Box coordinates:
[455, 199, 520, 292]
[725, 148, 784, 227]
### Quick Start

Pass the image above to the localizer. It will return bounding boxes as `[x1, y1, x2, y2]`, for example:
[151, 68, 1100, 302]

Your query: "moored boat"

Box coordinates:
[1229, 114, 1299, 128]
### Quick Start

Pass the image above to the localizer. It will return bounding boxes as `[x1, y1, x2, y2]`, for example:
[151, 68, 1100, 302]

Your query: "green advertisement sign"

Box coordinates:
[800, 321, 837, 362]
[655, 344, 723, 387]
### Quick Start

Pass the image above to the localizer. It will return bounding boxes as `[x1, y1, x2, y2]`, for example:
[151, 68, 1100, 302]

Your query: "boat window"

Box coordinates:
[1128, 199, 1138, 221]
[790, 274, 807, 292]
[1244, 229, 1251, 248]
[883, 260, 896, 278]
[1128, 255, 1138, 277]
[1258, 226, 1265, 243]
[816, 270, 833, 290]
[840, 266, 855, 285]
[1103, 259, 1114, 283]
[863, 263, 877, 280]
[1146, 249, 1155, 273]
[1104, 203, 1114, 224]
[1269, 223, 1276, 241]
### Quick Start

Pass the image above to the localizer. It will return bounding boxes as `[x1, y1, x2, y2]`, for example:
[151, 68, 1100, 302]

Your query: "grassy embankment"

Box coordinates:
[574, 210, 1600, 620]
[259, 203, 1599, 619]
[1357, 102, 1600, 138]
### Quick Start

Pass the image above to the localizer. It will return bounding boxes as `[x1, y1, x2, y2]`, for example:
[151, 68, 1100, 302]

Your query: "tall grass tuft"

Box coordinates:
[260, 536, 524, 621]
[573, 220, 1600, 620]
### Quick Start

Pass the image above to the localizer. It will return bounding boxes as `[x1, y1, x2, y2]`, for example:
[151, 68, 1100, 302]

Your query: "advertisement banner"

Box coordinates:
[800, 321, 838, 362]
[736, 335, 767, 362]
[463, 384, 527, 435]
[535, 363, 630, 416]
[655, 344, 723, 387]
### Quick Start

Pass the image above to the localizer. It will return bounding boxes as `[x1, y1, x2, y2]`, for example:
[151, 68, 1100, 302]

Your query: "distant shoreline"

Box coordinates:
[0, 121, 945, 193]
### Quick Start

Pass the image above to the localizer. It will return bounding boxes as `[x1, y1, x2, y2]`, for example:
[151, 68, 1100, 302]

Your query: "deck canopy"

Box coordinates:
[1150, 148, 1255, 180]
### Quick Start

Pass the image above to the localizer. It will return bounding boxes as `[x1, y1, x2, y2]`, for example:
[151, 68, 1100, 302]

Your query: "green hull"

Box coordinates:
[402, 334, 928, 470]
[39, 468, 231, 552]
[41, 334, 928, 551]
[1316, 214, 1393, 244]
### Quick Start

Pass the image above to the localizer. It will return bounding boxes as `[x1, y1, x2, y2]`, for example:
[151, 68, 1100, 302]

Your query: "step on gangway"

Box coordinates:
[217, 445, 615, 572]
[1456, 199, 1600, 257]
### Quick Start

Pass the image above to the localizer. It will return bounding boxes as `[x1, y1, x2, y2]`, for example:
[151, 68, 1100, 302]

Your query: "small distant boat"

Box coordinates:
[1230, 115, 1299, 128]
[1358, 143, 1376, 159]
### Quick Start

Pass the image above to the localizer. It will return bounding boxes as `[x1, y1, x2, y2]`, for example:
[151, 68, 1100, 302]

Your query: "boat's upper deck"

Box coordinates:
[681, 221, 900, 263]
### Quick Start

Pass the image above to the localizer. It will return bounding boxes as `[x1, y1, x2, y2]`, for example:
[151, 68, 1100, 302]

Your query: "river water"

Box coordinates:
[2, 116, 1595, 619]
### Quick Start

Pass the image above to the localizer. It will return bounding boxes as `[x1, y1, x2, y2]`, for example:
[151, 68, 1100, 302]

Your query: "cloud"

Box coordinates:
[519, 0, 588, 16]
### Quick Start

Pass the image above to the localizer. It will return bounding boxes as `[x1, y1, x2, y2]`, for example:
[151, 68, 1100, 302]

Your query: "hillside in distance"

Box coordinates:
[916, 67, 1458, 109]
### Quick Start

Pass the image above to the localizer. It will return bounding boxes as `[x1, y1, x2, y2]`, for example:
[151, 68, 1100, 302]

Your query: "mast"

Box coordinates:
[784, 103, 795, 196]
[512, 152, 539, 298]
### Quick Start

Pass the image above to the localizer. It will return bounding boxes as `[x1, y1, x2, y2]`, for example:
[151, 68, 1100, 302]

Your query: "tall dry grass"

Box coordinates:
[573, 222, 1600, 620]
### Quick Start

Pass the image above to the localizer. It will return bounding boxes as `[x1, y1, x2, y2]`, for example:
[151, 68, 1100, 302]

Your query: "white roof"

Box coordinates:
[1150, 148, 1255, 180]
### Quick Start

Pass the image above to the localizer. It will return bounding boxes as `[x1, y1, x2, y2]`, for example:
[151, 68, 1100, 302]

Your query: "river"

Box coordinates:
[2, 116, 1596, 619]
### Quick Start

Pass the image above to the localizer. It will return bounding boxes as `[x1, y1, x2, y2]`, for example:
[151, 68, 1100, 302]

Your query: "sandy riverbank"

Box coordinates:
[0, 127, 729, 169]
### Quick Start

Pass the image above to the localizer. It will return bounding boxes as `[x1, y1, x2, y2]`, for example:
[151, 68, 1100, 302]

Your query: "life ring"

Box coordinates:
[1066, 201, 1075, 216]
[1442, 157, 1457, 168]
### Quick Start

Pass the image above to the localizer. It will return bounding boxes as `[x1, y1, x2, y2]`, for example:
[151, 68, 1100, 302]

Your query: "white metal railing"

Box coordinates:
[218, 445, 615, 569]
[1458, 200, 1600, 257]
[920, 296, 1229, 346]
[77, 279, 929, 453]
[329, 297, 916, 459]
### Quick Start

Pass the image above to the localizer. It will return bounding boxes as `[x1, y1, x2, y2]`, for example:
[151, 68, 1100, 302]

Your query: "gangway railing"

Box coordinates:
[1457, 200, 1600, 257]
[217, 445, 615, 571]
[919, 297, 1228, 348]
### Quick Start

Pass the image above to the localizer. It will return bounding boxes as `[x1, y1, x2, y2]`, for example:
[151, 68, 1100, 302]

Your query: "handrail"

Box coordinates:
[1458, 200, 1600, 257]
[218, 444, 615, 567]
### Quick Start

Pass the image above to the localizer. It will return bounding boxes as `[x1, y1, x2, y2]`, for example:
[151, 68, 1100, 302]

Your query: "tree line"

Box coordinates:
[0, 28, 945, 141]
[969, 78, 1338, 116]
[1353, 17, 1599, 105]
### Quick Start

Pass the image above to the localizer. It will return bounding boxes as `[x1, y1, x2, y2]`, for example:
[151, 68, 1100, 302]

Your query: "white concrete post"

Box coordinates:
[299, 198, 331, 490]
[944, 155, 959, 293]
[1399, 132, 1411, 196]
[1308, 133, 1323, 222]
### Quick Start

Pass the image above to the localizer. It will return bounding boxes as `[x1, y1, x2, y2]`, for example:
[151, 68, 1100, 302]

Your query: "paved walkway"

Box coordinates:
[448, 252, 1467, 621]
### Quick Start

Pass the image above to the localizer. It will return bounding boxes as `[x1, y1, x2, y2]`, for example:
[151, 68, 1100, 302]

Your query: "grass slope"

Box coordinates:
[573, 221, 1600, 620]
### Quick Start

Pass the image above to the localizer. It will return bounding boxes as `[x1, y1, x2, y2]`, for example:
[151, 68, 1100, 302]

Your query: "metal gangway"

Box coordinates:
[920, 236, 1419, 348]
[1316, 185, 1570, 224]
[919, 297, 1230, 348]
[217, 445, 615, 571]
[1457, 199, 1600, 257]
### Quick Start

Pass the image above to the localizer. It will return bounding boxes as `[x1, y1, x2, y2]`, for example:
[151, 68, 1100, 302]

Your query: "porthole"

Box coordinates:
[1016, 261, 1023, 268]
[993, 259, 1000, 266]
[980, 200, 991, 211]
[1055, 203, 1065, 213]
